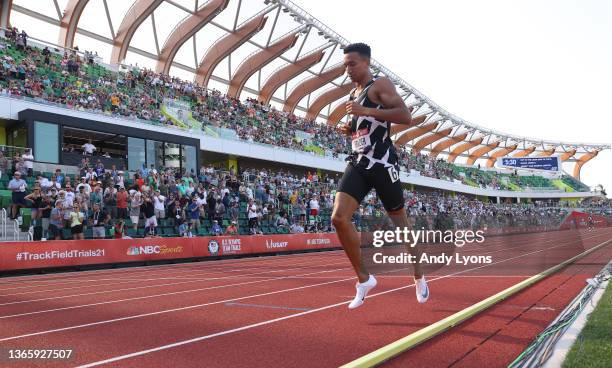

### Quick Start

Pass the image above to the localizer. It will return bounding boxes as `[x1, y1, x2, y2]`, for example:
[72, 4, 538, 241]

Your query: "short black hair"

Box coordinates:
[343, 43, 371, 58]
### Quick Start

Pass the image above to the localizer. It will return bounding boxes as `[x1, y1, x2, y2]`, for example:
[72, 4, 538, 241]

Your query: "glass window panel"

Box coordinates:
[127, 137, 146, 171]
[34, 121, 58, 163]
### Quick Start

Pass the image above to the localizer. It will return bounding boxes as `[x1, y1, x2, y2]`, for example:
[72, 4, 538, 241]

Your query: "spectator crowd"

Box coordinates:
[0, 28, 589, 193]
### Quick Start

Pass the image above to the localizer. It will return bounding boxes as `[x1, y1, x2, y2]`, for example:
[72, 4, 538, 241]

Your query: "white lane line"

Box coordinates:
[0, 259, 350, 306]
[0, 227, 561, 285]
[0, 249, 345, 283]
[1, 229, 601, 307]
[224, 302, 312, 311]
[74, 237, 612, 368]
[0, 255, 348, 296]
[0, 267, 351, 320]
[0, 227, 558, 286]
[0, 230, 544, 300]
[2, 233, 608, 345]
[0, 252, 347, 290]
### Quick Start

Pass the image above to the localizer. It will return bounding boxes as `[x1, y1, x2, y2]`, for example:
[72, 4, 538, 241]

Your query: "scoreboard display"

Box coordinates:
[497, 156, 560, 171]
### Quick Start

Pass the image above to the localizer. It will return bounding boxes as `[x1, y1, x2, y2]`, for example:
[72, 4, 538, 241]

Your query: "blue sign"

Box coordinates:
[499, 156, 559, 171]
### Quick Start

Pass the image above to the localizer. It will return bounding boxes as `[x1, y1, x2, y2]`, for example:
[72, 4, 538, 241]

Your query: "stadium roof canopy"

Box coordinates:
[2, 0, 610, 178]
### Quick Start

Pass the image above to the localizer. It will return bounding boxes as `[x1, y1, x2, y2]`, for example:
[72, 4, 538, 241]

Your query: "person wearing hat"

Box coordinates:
[210, 219, 222, 236]
[225, 221, 238, 235]
[76, 177, 91, 195]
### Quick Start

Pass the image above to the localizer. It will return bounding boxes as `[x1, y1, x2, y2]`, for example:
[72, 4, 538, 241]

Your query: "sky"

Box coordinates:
[292, 0, 611, 191]
[10, 0, 611, 192]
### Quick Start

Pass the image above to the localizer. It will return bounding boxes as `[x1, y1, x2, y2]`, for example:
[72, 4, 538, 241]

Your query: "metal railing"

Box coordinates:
[0, 208, 6, 237]
[0, 145, 29, 160]
[12, 219, 19, 241]
[27, 225, 33, 241]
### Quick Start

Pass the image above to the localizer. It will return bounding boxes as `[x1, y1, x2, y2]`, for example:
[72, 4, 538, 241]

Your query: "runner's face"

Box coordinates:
[344, 52, 369, 82]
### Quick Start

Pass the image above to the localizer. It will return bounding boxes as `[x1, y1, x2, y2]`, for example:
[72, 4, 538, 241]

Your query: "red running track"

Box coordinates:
[0, 228, 610, 368]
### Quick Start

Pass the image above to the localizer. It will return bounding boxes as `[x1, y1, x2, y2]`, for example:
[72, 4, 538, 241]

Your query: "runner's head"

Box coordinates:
[344, 43, 371, 83]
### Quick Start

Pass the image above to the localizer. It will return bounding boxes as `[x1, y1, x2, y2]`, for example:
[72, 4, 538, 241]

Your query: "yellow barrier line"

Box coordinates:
[340, 238, 612, 368]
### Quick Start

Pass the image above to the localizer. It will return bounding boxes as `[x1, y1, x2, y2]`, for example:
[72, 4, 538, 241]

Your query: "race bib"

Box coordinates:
[351, 128, 371, 153]
[387, 165, 400, 183]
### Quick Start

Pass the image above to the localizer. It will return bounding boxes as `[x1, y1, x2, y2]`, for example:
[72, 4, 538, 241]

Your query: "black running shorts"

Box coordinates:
[338, 162, 404, 212]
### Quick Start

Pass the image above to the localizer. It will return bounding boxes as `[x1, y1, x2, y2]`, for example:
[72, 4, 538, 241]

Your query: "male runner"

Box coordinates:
[332, 43, 428, 309]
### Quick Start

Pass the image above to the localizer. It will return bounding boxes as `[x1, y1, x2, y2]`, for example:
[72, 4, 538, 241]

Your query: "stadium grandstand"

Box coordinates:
[0, 1, 610, 368]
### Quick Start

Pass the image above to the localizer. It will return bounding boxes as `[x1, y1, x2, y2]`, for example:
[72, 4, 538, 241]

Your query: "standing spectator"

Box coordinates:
[206, 190, 216, 225]
[214, 199, 226, 223]
[22, 149, 34, 177]
[55, 169, 64, 186]
[24, 187, 43, 226]
[75, 186, 90, 213]
[229, 201, 239, 223]
[103, 185, 117, 219]
[69, 203, 84, 240]
[129, 192, 142, 230]
[187, 196, 201, 232]
[141, 195, 157, 236]
[94, 160, 105, 177]
[297, 199, 306, 223]
[89, 203, 109, 239]
[19, 30, 28, 48]
[82, 139, 96, 155]
[0, 151, 8, 179]
[153, 191, 166, 220]
[77, 177, 92, 194]
[48, 200, 63, 240]
[8, 171, 27, 219]
[39, 195, 53, 238]
[115, 171, 125, 188]
[47, 175, 61, 193]
[90, 185, 103, 208]
[116, 186, 128, 219]
[309, 196, 319, 217]
[84, 168, 97, 182]
[247, 199, 258, 232]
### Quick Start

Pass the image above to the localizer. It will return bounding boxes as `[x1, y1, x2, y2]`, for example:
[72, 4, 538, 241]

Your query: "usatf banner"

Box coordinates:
[0, 233, 341, 271]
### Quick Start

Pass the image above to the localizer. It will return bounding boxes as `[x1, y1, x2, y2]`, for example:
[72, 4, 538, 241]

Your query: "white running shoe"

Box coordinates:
[348, 275, 377, 309]
[415, 276, 429, 304]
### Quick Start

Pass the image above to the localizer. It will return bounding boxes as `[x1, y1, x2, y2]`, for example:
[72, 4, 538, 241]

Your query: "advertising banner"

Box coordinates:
[1, 233, 341, 271]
